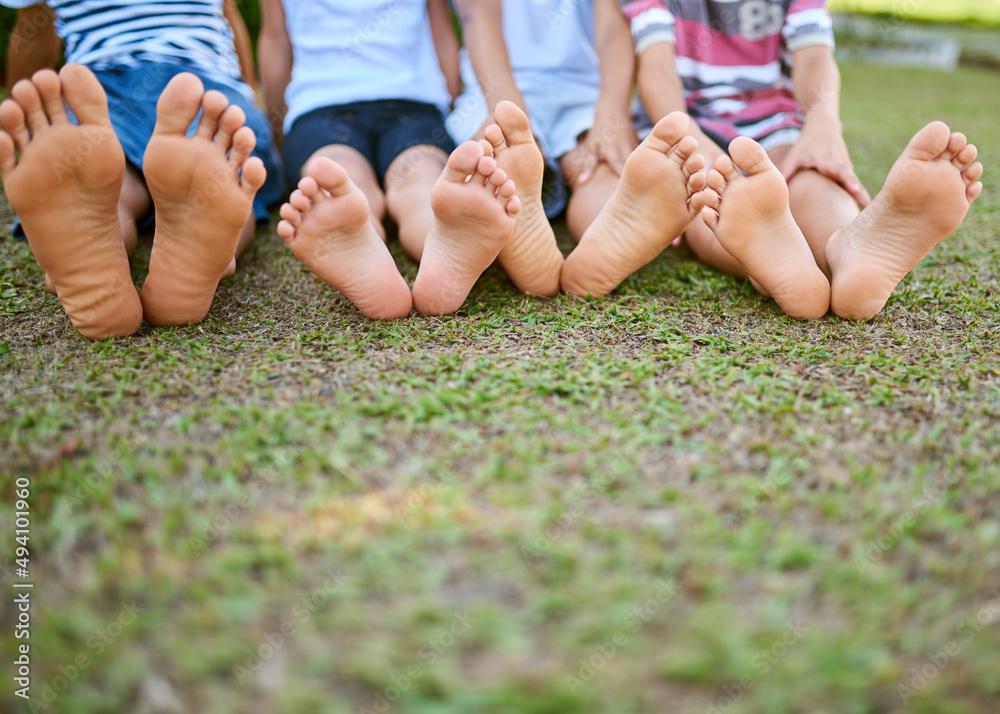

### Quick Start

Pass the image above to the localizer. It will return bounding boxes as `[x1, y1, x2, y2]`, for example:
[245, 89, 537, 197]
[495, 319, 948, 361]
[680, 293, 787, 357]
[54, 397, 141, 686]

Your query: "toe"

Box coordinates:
[505, 193, 522, 217]
[240, 156, 266, 196]
[195, 90, 230, 140]
[700, 205, 721, 232]
[688, 168, 707, 193]
[441, 141, 484, 183]
[59, 64, 111, 127]
[289, 188, 313, 212]
[0, 132, 15, 176]
[228, 125, 257, 172]
[306, 156, 352, 198]
[215, 104, 246, 153]
[962, 161, 983, 186]
[689, 187, 714, 216]
[0, 99, 30, 153]
[11, 78, 49, 134]
[684, 152, 707, 179]
[277, 217, 296, 242]
[953, 143, 977, 170]
[673, 135, 698, 165]
[649, 111, 689, 150]
[153, 72, 205, 136]
[473, 155, 498, 185]
[497, 177, 517, 200]
[942, 132, 966, 161]
[279, 201, 303, 227]
[967, 182, 983, 203]
[484, 124, 506, 156]
[32, 69, 68, 125]
[485, 164, 508, 189]
[711, 159, 737, 188]
[904, 121, 951, 162]
[728, 136, 773, 176]
[494, 101, 533, 147]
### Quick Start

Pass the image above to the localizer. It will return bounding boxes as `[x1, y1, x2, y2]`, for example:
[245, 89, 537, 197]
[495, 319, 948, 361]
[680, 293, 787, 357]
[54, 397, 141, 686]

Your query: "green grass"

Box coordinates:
[829, 0, 1000, 25]
[2, 62, 1000, 714]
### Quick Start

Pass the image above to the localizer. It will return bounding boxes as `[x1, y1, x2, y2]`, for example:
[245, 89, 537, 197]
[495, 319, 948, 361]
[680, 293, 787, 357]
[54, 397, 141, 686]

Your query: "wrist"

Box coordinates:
[801, 110, 842, 133]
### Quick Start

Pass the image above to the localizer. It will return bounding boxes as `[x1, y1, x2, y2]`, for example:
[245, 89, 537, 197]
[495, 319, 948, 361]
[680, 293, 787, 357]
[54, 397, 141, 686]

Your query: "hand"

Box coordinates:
[578, 108, 639, 184]
[778, 119, 872, 208]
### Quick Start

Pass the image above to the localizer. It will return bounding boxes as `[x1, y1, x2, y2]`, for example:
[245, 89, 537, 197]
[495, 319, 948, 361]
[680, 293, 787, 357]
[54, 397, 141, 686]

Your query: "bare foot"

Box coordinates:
[140, 73, 266, 326]
[698, 137, 831, 320]
[0, 65, 141, 339]
[560, 112, 705, 298]
[826, 122, 983, 320]
[485, 101, 563, 296]
[411, 142, 520, 315]
[278, 157, 412, 320]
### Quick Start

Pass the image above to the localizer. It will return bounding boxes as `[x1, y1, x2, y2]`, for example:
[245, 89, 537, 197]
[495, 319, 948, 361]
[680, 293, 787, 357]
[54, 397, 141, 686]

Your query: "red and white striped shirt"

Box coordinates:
[623, 0, 835, 147]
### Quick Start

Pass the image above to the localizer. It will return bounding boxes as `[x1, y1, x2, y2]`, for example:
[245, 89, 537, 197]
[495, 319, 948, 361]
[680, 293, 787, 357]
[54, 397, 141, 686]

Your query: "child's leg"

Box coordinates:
[560, 145, 619, 241]
[411, 142, 520, 316]
[0, 65, 143, 339]
[561, 112, 706, 298]
[383, 145, 448, 260]
[824, 122, 982, 320]
[278, 157, 413, 320]
[697, 138, 831, 319]
[139, 73, 266, 326]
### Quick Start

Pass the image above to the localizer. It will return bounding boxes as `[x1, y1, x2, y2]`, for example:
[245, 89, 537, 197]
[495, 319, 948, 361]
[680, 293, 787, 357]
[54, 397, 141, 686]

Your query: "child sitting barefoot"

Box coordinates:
[260, 0, 522, 318]
[624, 0, 984, 320]
[452, 0, 709, 299]
[0, 1, 281, 339]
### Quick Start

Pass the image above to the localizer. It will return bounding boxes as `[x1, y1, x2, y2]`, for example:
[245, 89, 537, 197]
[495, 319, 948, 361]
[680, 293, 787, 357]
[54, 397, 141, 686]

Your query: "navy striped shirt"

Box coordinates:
[1, 0, 243, 85]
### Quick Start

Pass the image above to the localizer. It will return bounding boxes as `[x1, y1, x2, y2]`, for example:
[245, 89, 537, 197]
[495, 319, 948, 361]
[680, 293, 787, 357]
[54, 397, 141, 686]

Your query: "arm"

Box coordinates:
[6, 5, 61, 90]
[781, 45, 870, 206]
[453, 0, 527, 114]
[636, 41, 718, 150]
[427, 0, 461, 103]
[257, 0, 292, 147]
[580, 0, 639, 179]
[223, 0, 258, 94]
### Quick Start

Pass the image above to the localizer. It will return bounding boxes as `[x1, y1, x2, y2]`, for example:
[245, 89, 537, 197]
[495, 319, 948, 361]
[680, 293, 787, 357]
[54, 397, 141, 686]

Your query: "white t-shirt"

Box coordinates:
[0, 0, 244, 86]
[281, 0, 452, 132]
[456, 0, 601, 102]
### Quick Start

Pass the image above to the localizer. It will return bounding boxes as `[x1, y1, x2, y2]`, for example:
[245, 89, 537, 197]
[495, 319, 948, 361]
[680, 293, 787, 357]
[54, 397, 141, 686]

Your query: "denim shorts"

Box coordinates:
[283, 99, 456, 186]
[11, 61, 282, 238]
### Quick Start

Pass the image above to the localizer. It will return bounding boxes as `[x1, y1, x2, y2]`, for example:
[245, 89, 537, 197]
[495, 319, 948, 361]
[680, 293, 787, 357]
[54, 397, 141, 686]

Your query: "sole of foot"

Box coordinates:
[825, 121, 983, 320]
[139, 72, 265, 326]
[560, 112, 705, 298]
[698, 136, 831, 320]
[0, 64, 141, 339]
[278, 157, 412, 320]
[411, 141, 519, 316]
[486, 101, 563, 297]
